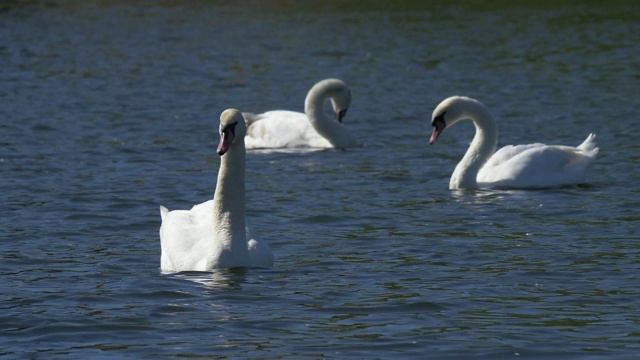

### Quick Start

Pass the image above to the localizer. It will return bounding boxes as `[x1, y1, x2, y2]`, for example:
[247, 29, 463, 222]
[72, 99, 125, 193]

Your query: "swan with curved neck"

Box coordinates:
[244, 78, 357, 149]
[159, 109, 273, 272]
[430, 96, 599, 190]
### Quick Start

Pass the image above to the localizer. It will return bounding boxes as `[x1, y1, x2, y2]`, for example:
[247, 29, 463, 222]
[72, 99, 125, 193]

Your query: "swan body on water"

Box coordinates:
[159, 109, 274, 272]
[429, 96, 599, 190]
[243, 78, 357, 149]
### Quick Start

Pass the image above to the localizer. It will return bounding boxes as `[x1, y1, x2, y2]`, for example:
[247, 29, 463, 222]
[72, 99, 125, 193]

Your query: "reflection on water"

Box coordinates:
[172, 269, 248, 290]
[449, 188, 532, 203]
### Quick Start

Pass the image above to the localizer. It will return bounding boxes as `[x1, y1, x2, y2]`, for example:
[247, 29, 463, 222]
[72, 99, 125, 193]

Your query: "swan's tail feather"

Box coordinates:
[577, 133, 598, 156]
[160, 205, 169, 220]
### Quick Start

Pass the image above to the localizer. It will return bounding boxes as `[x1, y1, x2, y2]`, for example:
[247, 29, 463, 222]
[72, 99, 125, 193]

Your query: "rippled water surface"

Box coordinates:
[2, 1, 639, 358]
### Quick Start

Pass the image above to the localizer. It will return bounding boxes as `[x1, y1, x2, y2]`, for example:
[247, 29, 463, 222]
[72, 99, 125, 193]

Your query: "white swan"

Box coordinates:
[429, 96, 599, 190]
[159, 109, 274, 272]
[243, 78, 357, 149]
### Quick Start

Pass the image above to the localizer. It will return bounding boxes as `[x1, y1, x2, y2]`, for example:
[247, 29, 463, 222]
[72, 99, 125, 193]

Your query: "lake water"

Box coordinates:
[1, 1, 639, 358]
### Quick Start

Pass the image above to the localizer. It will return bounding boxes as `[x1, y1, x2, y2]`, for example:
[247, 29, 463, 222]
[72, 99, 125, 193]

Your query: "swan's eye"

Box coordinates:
[222, 121, 238, 135]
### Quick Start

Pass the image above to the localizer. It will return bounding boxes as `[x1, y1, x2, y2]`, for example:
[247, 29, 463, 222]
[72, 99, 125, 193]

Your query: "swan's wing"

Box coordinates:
[159, 200, 215, 272]
[482, 143, 547, 168]
[245, 223, 274, 267]
[478, 144, 597, 188]
[243, 110, 332, 149]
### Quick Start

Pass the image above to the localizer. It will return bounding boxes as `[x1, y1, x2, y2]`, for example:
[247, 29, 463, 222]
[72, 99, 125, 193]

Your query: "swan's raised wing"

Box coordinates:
[159, 200, 216, 272]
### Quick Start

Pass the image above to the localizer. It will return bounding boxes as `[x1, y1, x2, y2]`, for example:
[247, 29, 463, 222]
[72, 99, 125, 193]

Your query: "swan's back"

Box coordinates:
[244, 110, 333, 149]
[478, 134, 599, 188]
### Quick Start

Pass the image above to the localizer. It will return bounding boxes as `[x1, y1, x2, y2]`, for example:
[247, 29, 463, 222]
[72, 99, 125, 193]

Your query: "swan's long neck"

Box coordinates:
[450, 106, 498, 190]
[212, 143, 249, 263]
[305, 91, 352, 148]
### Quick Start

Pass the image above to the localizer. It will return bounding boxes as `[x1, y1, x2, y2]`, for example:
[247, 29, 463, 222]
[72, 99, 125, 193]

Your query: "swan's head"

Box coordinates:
[330, 83, 351, 123]
[429, 96, 483, 144]
[309, 78, 351, 123]
[216, 108, 247, 156]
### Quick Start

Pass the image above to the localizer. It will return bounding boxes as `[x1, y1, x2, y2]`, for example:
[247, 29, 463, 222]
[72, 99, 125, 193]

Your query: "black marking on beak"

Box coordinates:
[337, 109, 348, 123]
[217, 121, 238, 156]
[430, 112, 447, 145]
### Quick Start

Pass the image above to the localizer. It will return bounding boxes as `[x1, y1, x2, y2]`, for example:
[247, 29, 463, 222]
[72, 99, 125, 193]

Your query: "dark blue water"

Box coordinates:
[2, 1, 639, 358]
